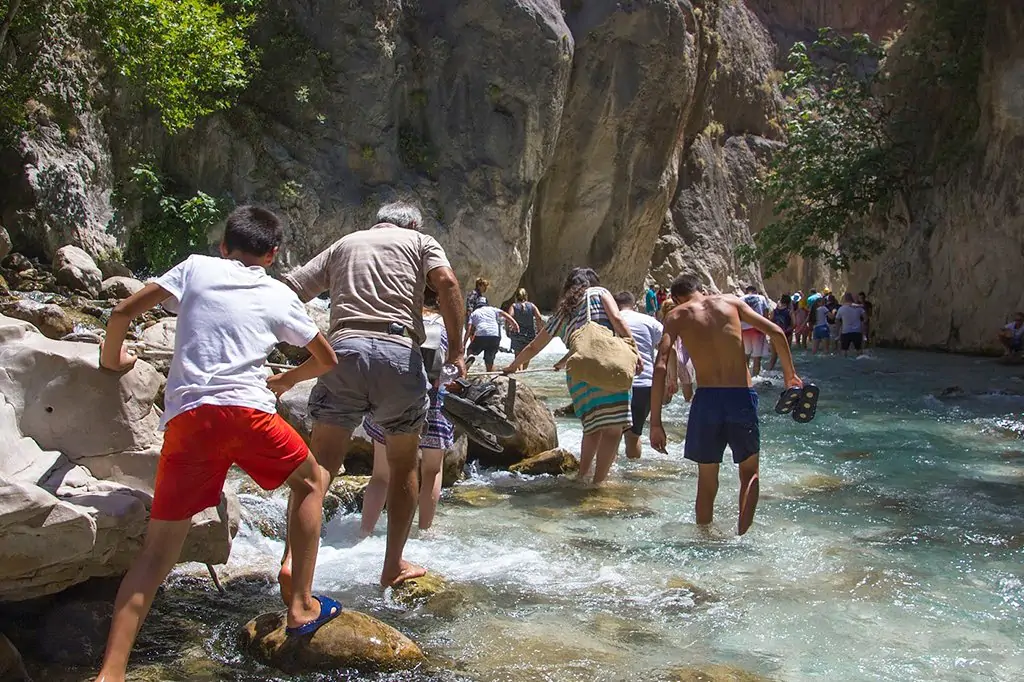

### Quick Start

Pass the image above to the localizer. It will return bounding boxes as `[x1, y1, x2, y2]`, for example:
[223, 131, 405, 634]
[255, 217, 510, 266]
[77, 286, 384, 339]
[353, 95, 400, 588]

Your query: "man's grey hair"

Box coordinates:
[377, 201, 423, 230]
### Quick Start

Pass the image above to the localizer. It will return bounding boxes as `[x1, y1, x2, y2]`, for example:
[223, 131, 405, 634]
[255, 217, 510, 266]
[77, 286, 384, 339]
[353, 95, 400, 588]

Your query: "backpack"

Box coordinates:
[421, 313, 445, 382]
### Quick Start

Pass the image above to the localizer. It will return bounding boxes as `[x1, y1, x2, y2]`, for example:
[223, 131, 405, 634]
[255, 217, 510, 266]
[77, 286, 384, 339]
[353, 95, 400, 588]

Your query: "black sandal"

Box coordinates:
[791, 384, 820, 423]
[775, 387, 801, 414]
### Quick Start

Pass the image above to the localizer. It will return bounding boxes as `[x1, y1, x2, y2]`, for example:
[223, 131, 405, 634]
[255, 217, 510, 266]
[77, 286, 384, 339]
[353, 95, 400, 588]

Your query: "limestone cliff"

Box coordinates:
[855, 0, 1024, 352]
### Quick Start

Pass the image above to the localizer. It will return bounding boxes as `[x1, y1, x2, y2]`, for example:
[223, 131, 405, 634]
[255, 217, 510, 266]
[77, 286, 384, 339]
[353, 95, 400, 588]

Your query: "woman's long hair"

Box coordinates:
[555, 267, 600, 318]
[514, 287, 528, 303]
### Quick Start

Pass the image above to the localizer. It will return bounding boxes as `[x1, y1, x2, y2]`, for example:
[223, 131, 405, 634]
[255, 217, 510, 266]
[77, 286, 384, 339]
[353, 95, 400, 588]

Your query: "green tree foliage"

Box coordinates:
[100, 0, 258, 131]
[738, 31, 906, 277]
[0, 0, 259, 137]
[123, 163, 227, 274]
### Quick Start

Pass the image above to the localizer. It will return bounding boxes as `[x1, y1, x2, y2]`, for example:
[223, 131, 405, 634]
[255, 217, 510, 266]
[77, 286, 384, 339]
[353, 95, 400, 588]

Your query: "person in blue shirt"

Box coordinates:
[644, 284, 658, 316]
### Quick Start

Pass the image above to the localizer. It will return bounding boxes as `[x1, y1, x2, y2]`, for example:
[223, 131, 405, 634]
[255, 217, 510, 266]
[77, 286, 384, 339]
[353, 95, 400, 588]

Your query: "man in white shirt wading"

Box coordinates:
[280, 202, 465, 589]
[614, 291, 664, 460]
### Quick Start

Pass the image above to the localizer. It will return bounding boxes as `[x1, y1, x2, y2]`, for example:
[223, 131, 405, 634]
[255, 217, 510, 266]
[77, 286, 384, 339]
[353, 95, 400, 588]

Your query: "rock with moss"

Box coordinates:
[323, 476, 371, 521]
[0, 300, 74, 339]
[390, 573, 448, 609]
[240, 609, 424, 673]
[509, 448, 579, 476]
[0, 226, 10, 263]
[665, 664, 773, 682]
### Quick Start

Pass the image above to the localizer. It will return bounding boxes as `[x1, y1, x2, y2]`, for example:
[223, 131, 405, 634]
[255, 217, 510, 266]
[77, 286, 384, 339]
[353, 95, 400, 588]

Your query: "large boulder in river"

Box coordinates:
[466, 376, 557, 467]
[53, 245, 103, 297]
[0, 314, 237, 600]
[100, 276, 145, 300]
[241, 609, 424, 673]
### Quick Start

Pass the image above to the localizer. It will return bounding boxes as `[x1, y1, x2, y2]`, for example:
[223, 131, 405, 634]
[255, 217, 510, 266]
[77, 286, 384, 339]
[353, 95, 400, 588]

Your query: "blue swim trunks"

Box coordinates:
[684, 388, 760, 464]
[812, 324, 830, 340]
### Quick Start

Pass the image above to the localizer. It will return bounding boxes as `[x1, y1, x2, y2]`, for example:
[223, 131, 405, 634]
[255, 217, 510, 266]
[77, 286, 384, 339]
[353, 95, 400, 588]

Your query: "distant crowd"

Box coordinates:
[643, 283, 873, 373]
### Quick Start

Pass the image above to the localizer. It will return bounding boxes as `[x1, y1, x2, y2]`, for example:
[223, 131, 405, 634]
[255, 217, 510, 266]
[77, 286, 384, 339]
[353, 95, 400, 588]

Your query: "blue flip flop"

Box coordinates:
[285, 595, 343, 637]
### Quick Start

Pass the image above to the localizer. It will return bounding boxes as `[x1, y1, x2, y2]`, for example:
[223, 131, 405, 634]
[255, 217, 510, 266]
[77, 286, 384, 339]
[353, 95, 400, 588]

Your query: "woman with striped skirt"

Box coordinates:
[503, 267, 638, 484]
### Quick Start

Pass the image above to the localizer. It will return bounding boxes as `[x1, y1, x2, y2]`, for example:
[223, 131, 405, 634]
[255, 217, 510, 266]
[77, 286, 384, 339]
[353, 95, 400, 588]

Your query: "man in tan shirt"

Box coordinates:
[279, 201, 465, 588]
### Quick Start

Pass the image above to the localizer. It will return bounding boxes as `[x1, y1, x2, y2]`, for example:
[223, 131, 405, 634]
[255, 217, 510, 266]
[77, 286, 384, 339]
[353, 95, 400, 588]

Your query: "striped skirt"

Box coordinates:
[363, 388, 455, 450]
[567, 373, 632, 434]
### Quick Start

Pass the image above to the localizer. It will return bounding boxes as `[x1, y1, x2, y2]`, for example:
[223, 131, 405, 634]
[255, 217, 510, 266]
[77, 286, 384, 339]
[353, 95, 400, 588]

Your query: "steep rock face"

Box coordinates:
[0, 109, 117, 261]
[747, 0, 905, 48]
[152, 0, 573, 301]
[859, 0, 1024, 352]
[650, 0, 781, 293]
[523, 0, 709, 305]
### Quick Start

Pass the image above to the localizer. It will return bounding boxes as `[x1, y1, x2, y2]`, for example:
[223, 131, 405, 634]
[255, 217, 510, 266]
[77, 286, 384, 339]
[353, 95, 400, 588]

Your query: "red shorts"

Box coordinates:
[151, 405, 309, 521]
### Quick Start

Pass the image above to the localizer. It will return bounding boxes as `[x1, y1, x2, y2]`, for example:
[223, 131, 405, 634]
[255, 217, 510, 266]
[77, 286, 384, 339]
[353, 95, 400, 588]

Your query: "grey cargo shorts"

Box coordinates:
[308, 335, 429, 435]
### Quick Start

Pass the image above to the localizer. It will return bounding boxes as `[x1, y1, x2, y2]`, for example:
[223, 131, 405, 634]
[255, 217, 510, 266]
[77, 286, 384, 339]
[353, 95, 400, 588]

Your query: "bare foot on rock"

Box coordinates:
[381, 560, 427, 588]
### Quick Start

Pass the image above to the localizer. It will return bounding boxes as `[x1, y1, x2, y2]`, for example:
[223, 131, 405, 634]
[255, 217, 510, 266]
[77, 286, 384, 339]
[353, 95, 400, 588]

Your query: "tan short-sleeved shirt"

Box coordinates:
[283, 223, 450, 345]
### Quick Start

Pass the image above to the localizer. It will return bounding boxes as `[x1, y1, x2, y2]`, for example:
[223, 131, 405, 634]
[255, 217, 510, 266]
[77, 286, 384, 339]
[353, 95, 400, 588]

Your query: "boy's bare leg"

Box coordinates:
[592, 426, 621, 485]
[579, 430, 601, 480]
[381, 432, 427, 587]
[93, 519, 191, 682]
[282, 454, 327, 629]
[418, 448, 444, 530]
[280, 422, 350, 604]
[751, 356, 762, 377]
[360, 441, 390, 537]
[623, 431, 642, 460]
[695, 463, 720, 526]
[738, 454, 760, 534]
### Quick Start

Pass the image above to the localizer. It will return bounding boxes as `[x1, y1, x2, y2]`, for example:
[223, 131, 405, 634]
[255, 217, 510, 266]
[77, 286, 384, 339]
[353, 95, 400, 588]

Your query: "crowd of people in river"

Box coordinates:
[90, 202, 824, 681]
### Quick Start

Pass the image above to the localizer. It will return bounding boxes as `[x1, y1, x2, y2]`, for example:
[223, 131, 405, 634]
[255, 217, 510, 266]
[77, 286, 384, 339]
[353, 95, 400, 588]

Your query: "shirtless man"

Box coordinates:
[650, 274, 802, 535]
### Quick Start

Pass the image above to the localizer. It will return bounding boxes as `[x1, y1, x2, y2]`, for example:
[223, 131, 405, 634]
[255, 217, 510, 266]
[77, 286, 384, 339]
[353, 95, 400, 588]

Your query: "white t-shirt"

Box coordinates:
[620, 309, 662, 387]
[835, 304, 865, 334]
[740, 294, 770, 330]
[154, 255, 319, 429]
[468, 306, 503, 338]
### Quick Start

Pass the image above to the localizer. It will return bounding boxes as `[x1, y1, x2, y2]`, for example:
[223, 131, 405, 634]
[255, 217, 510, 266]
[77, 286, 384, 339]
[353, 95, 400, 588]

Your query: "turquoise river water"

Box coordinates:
[53, 342, 1024, 681]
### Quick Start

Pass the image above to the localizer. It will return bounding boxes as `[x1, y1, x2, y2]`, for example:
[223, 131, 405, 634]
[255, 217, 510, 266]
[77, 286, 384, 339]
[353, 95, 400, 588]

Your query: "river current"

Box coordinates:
[62, 341, 1024, 681]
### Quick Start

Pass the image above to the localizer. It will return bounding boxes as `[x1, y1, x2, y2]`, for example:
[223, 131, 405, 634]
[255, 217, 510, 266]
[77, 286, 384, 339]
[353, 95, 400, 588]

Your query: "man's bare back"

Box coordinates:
[669, 295, 753, 388]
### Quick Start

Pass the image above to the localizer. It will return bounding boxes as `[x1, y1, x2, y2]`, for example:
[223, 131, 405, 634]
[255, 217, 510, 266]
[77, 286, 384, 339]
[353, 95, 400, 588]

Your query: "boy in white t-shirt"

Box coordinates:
[93, 207, 340, 682]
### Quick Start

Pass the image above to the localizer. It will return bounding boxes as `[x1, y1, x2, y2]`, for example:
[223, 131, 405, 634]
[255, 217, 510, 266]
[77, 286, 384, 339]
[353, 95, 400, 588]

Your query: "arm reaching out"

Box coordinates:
[267, 333, 338, 396]
[496, 308, 520, 334]
[504, 329, 553, 374]
[737, 300, 802, 389]
[100, 283, 174, 371]
[649, 326, 676, 454]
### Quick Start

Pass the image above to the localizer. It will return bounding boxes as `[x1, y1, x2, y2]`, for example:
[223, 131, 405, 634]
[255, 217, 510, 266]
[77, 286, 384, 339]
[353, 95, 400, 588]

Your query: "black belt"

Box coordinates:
[340, 320, 409, 337]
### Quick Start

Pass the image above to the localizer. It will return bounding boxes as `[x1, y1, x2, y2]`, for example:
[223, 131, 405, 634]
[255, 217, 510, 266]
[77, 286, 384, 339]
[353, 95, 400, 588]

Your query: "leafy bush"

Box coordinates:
[124, 164, 227, 274]
[98, 0, 259, 131]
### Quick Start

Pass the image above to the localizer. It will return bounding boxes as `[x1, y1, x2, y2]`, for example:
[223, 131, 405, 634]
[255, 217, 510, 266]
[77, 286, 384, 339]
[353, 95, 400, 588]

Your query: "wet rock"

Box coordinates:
[0, 633, 30, 682]
[835, 450, 872, 461]
[323, 476, 371, 522]
[553, 402, 575, 418]
[467, 377, 558, 467]
[796, 474, 847, 494]
[442, 433, 468, 487]
[665, 577, 717, 606]
[240, 609, 424, 673]
[53, 246, 102, 297]
[509, 448, 579, 476]
[0, 226, 10, 262]
[0, 300, 73, 339]
[99, 276, 144, 300]
[1000, 449, 1024, 460]
[37, 593, 115, 666]
[447, 485, 509, 508]
[666, 664, 772, 682]
[578, 493, 654, 519]
[390, 573, 448, 609]
[935, 385, 967, 399]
